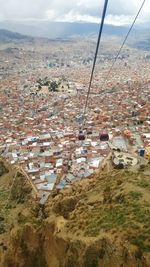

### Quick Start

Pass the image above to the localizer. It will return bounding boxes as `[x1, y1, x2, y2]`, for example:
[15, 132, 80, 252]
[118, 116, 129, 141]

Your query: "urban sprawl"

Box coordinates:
[0, 39, 150, 203]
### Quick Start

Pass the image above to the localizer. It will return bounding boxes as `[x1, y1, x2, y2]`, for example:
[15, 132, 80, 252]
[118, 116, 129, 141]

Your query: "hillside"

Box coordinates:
[0, 23, 149, 50]
[0, 159, 150, 267]
[0, 29, 32, 42]
[0, 22, 129, 39]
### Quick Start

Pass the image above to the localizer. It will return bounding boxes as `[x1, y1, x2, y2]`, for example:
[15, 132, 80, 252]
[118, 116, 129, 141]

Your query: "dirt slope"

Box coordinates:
[0, 159, 150, 267]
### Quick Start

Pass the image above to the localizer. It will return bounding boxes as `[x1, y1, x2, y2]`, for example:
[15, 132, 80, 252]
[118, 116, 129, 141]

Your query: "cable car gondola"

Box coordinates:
[100, 133, 109, 142]
[78, 132, 85, 141]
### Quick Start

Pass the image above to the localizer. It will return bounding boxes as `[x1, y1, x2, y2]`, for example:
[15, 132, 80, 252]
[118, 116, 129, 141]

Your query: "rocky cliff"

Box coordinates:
[0, 159, 150, 267]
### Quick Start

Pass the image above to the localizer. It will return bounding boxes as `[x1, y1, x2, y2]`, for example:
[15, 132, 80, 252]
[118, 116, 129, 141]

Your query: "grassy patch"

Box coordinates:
[128, 191, 142, 201]
[136, 180, 150, 189]
[0, 190, 8, 201]
[130, 234, 150, 252]
[129, 203, 150, 223]
[84, 206, 127, 236]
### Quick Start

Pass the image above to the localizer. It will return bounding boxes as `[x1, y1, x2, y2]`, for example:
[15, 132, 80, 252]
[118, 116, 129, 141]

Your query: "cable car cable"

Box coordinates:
[82, 0, 109, 129]
[99, 0, 146, 93]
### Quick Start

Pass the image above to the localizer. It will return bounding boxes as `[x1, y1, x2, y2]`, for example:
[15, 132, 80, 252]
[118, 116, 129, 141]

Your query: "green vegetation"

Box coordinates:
[130, 234, 150, 252]
[0, 190, 8, 202]
[131, 204, 150, 223]
[37, 77, 49, 86]
[84, 206, 127, 236]
[136, 179, 150, 189]
[0, 162, 8, 176]
[10, 174, 32, 203]
[17, 213, 28, 224]
[128, 191, 143, 201]
[64, 168, 150, 256]
[48, 81, 58, 92]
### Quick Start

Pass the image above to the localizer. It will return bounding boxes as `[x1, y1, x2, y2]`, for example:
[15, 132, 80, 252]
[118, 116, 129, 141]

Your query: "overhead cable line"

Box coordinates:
[82, 0, 109, 127]
[99, 0, 146, 92]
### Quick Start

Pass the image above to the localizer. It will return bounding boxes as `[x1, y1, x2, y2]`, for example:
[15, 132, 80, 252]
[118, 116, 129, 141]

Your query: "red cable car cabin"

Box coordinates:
[78, 133, 85, 141]
[100, 133, 109, 141]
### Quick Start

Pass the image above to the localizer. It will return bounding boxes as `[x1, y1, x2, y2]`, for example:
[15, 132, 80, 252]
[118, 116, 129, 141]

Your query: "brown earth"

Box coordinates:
[0, 159, 150, 267]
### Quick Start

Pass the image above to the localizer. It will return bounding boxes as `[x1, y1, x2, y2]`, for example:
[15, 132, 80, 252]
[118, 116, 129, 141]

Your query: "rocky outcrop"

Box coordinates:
[2, 221, 150, 267]
[0, 162, 150, 267]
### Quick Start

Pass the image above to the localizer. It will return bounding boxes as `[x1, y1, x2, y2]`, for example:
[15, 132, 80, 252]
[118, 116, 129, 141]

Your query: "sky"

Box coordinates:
[0, 0, 149, 26]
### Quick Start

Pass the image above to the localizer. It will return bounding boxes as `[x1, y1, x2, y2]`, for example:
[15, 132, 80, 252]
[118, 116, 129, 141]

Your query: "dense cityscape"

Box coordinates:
[0, 37, 149, 203]
[0, 0, 150, 264]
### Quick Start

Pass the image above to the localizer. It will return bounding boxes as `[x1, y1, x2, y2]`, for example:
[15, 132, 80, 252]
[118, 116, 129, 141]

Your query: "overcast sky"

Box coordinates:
[0, 0, 149, 25]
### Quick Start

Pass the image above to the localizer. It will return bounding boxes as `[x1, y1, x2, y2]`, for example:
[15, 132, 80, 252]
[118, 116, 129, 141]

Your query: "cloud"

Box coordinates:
[0, 0, 149, 25]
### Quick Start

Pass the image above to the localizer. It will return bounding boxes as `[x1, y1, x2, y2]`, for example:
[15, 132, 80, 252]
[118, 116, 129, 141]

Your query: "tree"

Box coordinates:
[49, 81, 58, 92]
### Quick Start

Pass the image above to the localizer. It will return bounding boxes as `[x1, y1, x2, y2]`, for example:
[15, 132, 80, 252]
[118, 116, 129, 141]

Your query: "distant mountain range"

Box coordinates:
[0, 21, 149, 50]
[0, 29, 32, 41]
[0, 21, 136, 39]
